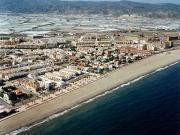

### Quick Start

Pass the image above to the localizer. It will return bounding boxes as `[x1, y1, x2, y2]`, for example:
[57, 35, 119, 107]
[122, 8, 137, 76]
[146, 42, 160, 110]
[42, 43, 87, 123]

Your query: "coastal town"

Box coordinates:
[0, 29, 180, 120]
[0, 0, 180, 134]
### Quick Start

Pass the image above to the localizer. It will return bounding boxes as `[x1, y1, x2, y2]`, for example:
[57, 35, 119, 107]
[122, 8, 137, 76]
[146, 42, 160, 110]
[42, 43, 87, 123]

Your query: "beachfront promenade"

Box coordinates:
[0, 50, 180, 135]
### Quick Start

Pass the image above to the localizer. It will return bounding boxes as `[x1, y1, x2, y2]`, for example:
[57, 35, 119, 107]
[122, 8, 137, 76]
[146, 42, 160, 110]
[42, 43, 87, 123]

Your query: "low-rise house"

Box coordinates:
[39, 76, 56, 90]
[0, 86, 30, 105]
[3, 92, 17, 104]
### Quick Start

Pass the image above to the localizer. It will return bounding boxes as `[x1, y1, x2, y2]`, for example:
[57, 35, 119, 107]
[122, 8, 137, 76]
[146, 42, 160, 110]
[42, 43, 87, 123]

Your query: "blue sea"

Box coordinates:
[15, 62, 180, 135]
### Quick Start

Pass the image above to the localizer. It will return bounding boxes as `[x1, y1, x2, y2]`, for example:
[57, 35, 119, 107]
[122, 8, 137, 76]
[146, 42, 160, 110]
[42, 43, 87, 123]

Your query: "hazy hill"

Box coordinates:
[0, 0, 180, 18]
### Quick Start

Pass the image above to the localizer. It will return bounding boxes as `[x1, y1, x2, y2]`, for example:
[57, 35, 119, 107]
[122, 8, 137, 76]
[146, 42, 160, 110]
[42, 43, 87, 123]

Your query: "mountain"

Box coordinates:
[0, 0, 180, 18]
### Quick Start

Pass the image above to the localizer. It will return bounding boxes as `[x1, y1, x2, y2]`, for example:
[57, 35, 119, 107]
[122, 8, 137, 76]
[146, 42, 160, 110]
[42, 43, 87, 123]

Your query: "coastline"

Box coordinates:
[0, 50, 180, 135]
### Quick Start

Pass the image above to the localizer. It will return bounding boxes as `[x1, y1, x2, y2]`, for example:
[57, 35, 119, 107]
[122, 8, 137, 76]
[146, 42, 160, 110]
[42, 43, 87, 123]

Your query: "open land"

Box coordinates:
[0, 14, 180, 35]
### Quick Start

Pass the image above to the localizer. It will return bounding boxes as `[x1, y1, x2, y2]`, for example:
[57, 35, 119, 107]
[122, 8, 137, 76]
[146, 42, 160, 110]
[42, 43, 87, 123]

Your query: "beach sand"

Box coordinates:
[0, 50, 180, 135]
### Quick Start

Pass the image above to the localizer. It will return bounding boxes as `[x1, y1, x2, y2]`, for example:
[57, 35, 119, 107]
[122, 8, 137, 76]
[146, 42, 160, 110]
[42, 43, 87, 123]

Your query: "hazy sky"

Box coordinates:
[128, 0, 180, 4]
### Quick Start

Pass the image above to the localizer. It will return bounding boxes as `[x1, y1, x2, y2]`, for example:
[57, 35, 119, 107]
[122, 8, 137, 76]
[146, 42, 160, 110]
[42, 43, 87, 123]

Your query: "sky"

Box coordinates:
[127, 0, 180, 4]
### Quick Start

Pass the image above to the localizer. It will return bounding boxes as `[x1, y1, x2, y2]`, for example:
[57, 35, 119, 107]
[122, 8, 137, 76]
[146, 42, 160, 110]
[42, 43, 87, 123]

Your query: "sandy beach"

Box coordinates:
[0, 49, 180, 135]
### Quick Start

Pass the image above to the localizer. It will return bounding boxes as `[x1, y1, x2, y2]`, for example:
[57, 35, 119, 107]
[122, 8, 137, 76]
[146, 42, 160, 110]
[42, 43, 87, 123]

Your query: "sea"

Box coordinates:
[10, 62, 180, 135]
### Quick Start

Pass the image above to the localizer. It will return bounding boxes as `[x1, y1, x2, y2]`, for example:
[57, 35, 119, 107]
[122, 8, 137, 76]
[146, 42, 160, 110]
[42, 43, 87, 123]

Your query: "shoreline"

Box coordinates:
[0, 50, 180, 135]
[7, 61, 180, 135]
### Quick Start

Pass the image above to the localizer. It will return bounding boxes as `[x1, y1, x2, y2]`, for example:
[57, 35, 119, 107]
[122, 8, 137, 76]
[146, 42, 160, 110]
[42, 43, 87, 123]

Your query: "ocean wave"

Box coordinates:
[155, 65, 169, 72]
[7, 61, 180, 135]
[121, 82, 130, 88]
[8, 127, 30, 135]
[130, 75, 147, 83]
[152, 61, 179, 74]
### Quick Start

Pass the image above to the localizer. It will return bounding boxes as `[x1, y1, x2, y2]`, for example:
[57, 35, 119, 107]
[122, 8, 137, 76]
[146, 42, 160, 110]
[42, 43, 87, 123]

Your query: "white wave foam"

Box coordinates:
[153, 61, 179, 74]
[7, 61, 179, 135]
[8, 127, 30, 135]
[120, 82, 130, 88]
[131, 75, 147, 83]
[155, 65, 169, 72]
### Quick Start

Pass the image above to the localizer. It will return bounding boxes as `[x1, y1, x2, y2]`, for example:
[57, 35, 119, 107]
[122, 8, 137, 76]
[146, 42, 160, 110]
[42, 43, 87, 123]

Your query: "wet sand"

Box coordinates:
[0, 50, 180, 135]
